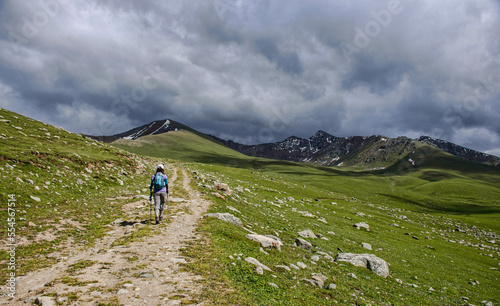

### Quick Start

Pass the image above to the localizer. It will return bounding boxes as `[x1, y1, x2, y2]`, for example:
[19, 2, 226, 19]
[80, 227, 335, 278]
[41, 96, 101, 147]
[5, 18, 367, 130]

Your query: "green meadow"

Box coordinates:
[115, 129, 500, 305]
[1, 109, 499, 305]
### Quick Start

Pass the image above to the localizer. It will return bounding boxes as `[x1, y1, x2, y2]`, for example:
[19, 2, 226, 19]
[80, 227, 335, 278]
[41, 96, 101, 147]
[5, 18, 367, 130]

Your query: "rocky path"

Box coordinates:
[8, 167, 211, 305]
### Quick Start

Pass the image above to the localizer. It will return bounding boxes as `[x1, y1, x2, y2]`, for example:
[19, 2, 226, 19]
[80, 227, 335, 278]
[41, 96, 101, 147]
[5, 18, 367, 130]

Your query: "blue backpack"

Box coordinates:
[153, 173, 165, 190]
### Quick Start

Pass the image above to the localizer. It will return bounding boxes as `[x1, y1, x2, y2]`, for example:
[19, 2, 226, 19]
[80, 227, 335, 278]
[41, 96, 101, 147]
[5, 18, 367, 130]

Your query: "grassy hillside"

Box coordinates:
[2, 109, 498, 305]
[0, 108, 161, 281]
[114, 129, 500, 305]
[112, 130, 252, 166]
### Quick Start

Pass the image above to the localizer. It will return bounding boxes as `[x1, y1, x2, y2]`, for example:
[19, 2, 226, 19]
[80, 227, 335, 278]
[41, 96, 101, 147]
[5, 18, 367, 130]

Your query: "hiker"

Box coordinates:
[150, 163, 168, 224]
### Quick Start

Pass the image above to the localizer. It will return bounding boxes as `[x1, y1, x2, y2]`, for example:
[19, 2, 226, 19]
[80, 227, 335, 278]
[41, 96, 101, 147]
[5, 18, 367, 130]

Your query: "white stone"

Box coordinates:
[335, 253, 389, 278]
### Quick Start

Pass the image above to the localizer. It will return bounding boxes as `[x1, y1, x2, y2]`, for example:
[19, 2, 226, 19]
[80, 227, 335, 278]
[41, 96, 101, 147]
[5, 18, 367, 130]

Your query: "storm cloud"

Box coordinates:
[0, 0, 499, 156]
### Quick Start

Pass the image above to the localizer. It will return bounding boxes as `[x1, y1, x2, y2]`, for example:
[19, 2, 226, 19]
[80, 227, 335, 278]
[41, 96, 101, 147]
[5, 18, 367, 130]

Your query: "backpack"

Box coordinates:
[153, 173, 165, 190]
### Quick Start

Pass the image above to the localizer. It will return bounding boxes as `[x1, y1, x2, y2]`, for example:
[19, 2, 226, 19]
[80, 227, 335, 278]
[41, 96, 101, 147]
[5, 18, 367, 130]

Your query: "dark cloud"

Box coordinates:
[253, 38, 304, 75]
[0, 0, 499, 156]
[341, 55, 413, 95]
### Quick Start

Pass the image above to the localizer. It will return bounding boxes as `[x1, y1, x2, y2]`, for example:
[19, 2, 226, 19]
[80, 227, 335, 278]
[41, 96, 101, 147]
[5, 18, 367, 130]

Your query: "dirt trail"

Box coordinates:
[7, 167, 211, 305]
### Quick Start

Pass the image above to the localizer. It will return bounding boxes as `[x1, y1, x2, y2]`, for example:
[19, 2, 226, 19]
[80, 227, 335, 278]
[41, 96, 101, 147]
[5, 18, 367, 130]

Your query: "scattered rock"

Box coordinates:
[227, 206, 240, 214]
[311, 255, 320, 262]
[246, 234, 283, 251]
[30, 196, 41, 202]
[212, 192, 226, 200]
[335, 253, 390, 278]
[28, 222, 37, 227]
[317, 252, 334, 262]
[245, 257, 271, 273]
[317, 217, 328, 224]
[56, 297, 68, 303]
[117, 179, 124, 186]
[361, 243, 372, 250]
[353, 222, 370, 231]
[303, 273, 327, 288]
[26, 179, 34, 185]
[205, 213, 243, 227]
[290, 263, 300, 270]
[276, 265, 291, 272]
[139, 272, 154, 278]
[34, 296, 56, 306]
[325, 283, 337, 290]
[255, 266, 264, 275]
[76, 178, 84, 185]
[215, 183, 232, 195]
[298, 229, 316, 238]
[16, 177, 23, 183]
[269, 282, 279, 288]
[347, 273, 357, 279]
[296, 262, 308, 269]
[117, 289, 129, 294]
[295, 238, 313, 251]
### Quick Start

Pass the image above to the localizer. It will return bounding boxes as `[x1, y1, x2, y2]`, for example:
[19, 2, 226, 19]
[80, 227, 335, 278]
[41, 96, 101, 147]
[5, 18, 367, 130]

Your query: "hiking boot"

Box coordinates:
[159, 216, 163, 221]
[155, 217, 159, 224]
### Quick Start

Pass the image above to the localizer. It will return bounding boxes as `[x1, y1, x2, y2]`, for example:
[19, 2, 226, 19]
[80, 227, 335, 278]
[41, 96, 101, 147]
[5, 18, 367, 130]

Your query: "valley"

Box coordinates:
[1, 108, 499, 305]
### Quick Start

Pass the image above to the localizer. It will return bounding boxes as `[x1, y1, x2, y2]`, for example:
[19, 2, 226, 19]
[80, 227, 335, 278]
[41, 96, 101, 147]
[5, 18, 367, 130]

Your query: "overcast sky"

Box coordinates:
[1, 0, 499, 156]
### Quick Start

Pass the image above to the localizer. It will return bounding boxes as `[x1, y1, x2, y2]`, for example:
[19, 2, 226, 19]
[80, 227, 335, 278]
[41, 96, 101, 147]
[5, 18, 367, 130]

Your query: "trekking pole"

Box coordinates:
[167, 192, 169, 221]
[149, 192, 152, 224]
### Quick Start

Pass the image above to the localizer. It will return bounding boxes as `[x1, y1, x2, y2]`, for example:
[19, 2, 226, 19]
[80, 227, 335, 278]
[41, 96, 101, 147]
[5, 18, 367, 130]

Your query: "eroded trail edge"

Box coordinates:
[9, 167, 211, 305]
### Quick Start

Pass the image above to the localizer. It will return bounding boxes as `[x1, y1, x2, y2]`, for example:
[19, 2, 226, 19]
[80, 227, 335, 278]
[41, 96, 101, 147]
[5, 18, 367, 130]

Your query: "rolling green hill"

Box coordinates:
[0, 108, 158, 280]
[113, 127, 500, 305]
[1, 108, 498, 305]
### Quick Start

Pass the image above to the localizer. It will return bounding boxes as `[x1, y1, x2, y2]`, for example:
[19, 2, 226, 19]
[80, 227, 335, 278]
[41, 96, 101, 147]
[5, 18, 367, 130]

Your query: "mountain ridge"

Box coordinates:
[87, 119, 500, 167]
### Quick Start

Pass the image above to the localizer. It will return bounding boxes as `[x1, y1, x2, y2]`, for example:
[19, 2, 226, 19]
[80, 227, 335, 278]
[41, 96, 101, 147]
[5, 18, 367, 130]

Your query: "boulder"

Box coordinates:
[205, 213, 243, 227]
[246, 234, 283, 251]
[325, 283, 337, 290]
[311, 273, 328, 287]
[296, 261, 308, 269]
[361, 243, 372, 250]
[245, 257, 271, 272]
[295, 238, 313, 251]
[335, 253, 389, 278]
[215, 183, 232, 195]
[298, 229, 316, 238]
[276, 265, 291, 272]
[353, 222, 370, 230]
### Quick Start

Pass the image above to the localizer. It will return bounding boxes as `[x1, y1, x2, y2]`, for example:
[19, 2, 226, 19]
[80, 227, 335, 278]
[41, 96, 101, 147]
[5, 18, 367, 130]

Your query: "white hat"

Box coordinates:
[157, 164, 164, 170]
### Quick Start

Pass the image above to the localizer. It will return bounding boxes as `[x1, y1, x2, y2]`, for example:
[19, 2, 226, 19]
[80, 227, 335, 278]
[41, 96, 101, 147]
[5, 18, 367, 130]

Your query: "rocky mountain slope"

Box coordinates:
[88, 119, 191, 143]
[89, 118, 500, 167]
[418, 136, 499, 166]
[216, 131, 500, 168]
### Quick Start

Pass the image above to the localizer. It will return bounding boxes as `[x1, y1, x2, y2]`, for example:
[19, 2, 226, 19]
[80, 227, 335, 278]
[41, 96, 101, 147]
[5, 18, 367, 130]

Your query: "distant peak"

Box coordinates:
[310, 130, 334, 139]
